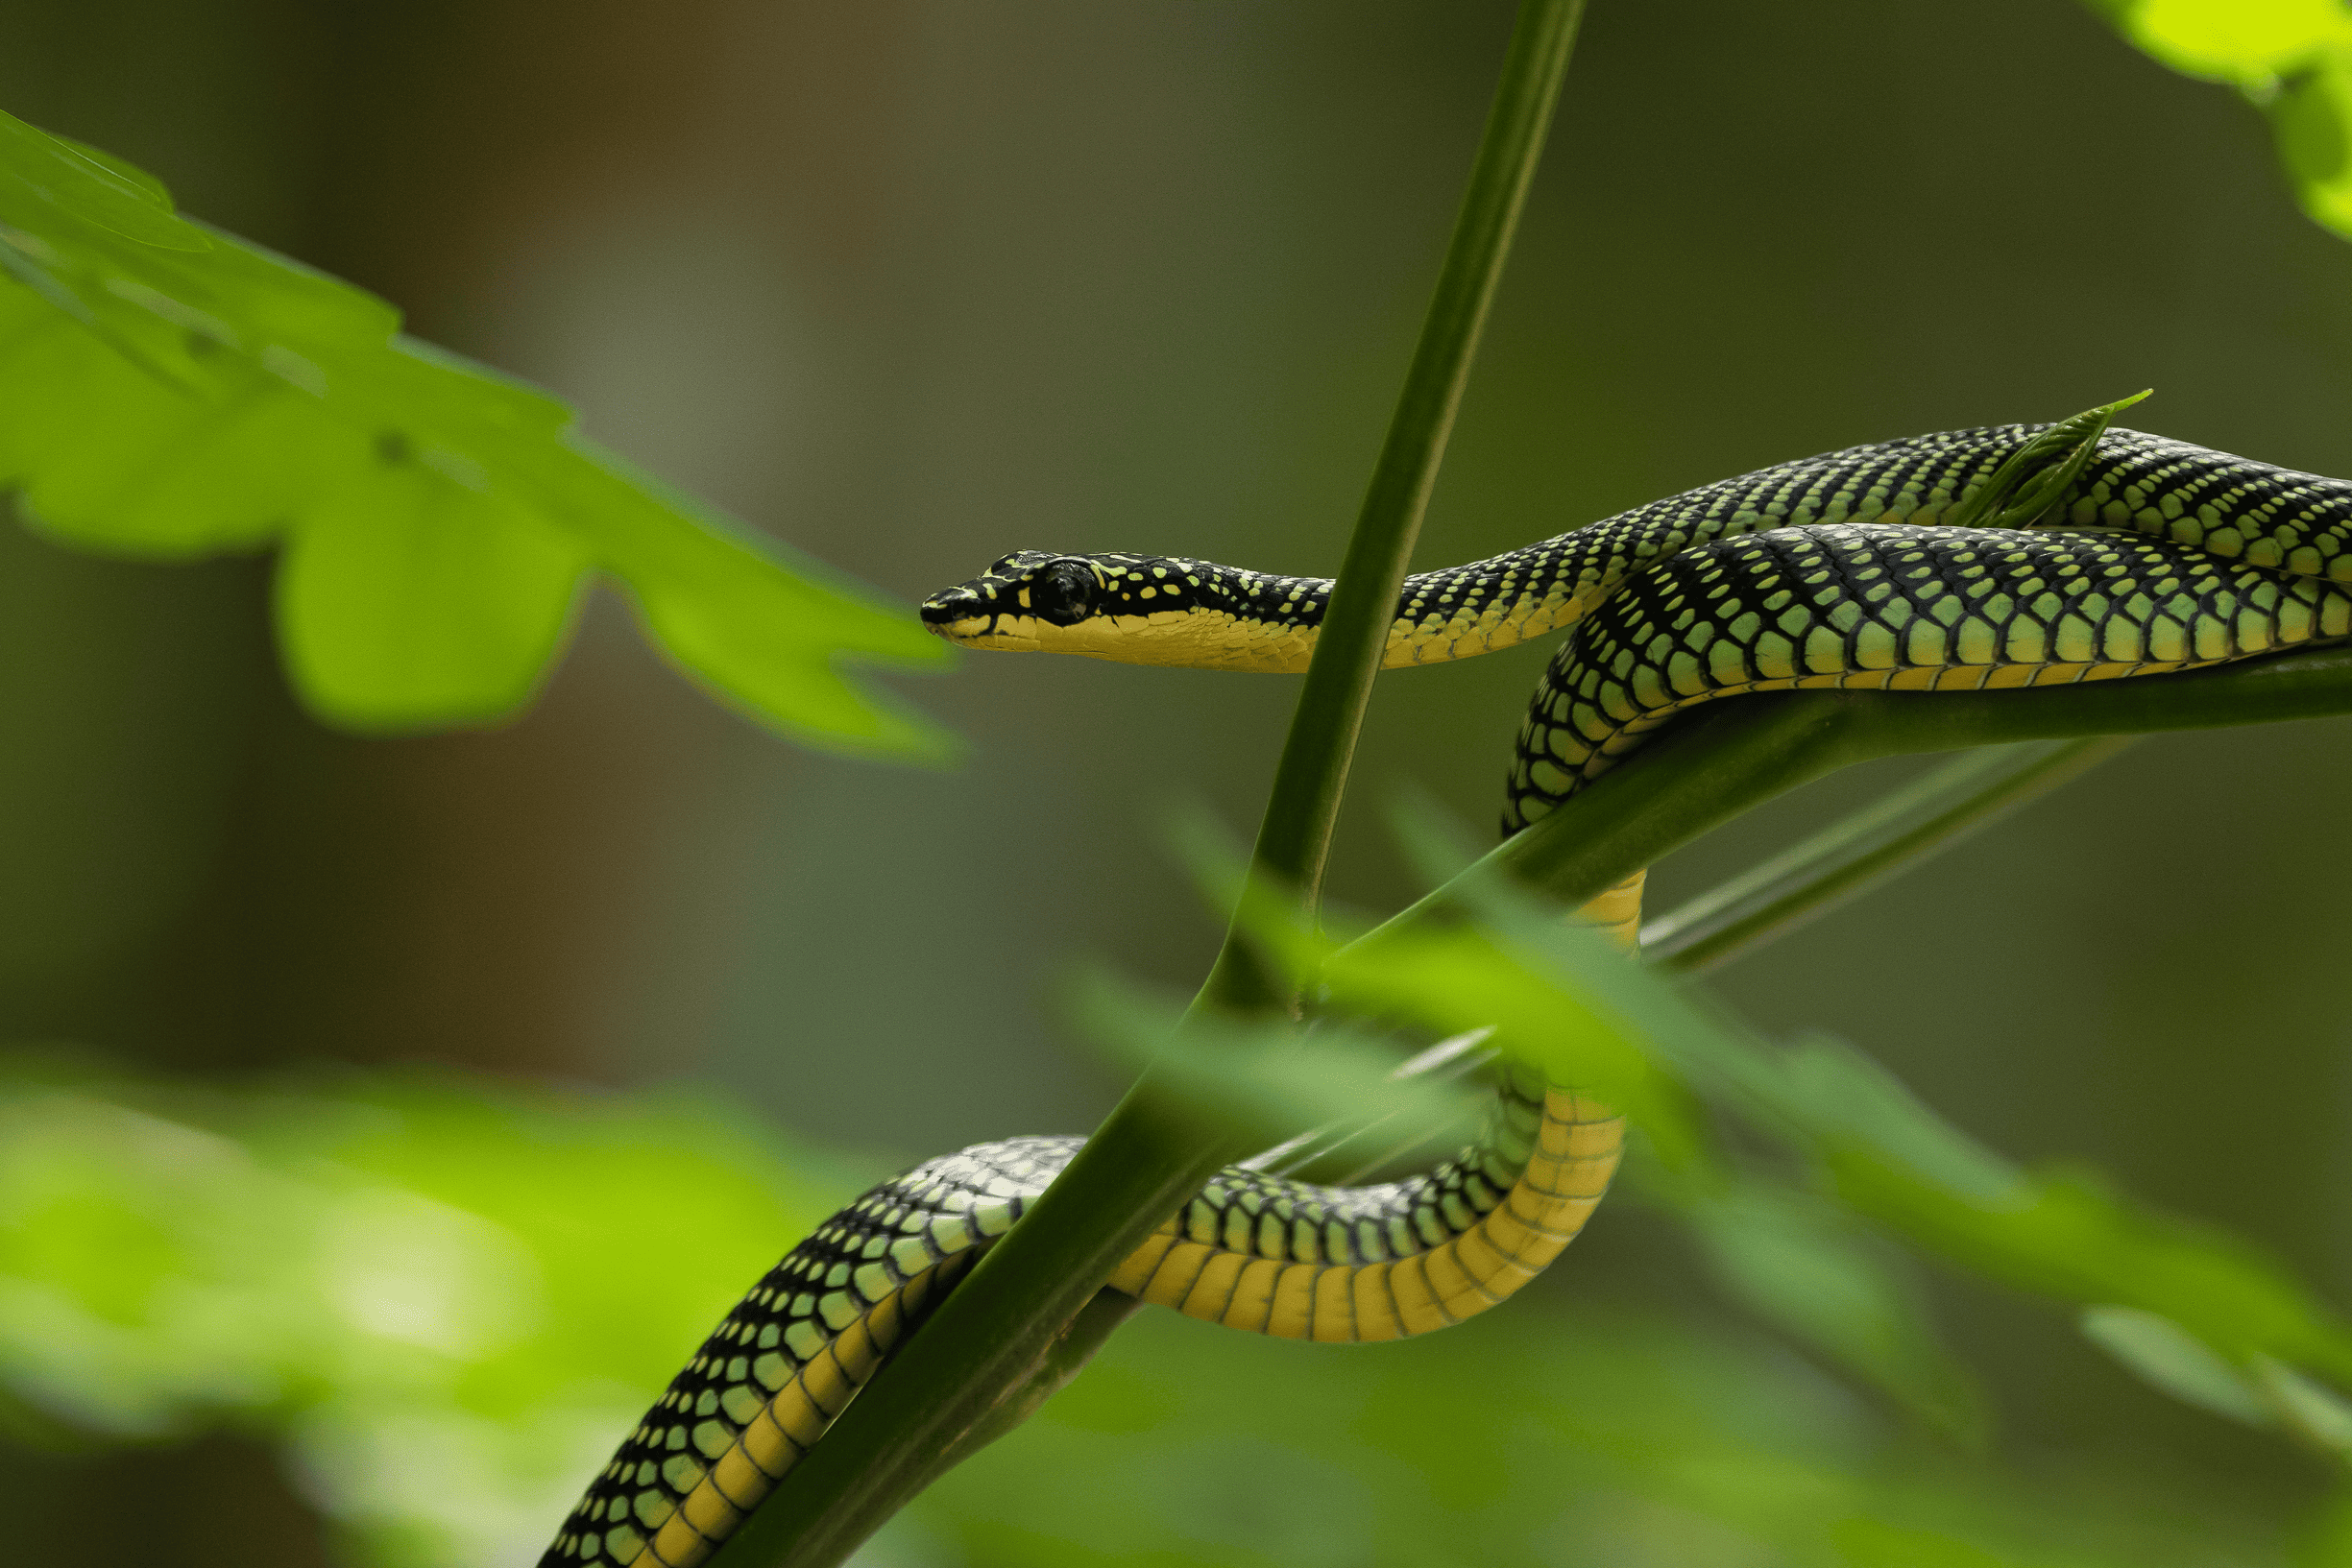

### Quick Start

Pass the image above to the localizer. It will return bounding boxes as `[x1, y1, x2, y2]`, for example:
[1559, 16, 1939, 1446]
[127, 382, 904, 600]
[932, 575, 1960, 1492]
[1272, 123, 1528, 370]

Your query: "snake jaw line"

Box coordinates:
[920, 615, 1041, 653]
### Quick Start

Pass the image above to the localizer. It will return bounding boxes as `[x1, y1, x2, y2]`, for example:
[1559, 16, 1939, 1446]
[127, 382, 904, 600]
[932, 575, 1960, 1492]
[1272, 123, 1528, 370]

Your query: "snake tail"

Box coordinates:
[540, 1073, 1623, 1567]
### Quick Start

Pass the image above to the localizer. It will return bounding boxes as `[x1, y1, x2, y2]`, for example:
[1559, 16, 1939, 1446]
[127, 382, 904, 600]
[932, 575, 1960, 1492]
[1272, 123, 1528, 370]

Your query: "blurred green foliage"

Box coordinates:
[1070, 968, 1487, 1152]
[0, 111, 949, 757]
[2092, 0, 2352, 240]
[0, 1057, 2293, 1568]
[920, 1304, 2264, 1568]
[0, 1055, 870, 1565]
[1192, 813, 2352, 1472]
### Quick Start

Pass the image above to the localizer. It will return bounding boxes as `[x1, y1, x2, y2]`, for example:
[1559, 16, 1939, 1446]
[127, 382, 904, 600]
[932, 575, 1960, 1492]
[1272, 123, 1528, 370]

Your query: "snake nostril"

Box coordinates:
[919, 591, 976, 625]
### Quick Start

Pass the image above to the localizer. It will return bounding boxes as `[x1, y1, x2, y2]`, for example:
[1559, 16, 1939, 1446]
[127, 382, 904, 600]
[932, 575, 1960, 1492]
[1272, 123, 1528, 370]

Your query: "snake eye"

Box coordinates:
[1027, 561, 1098, 626]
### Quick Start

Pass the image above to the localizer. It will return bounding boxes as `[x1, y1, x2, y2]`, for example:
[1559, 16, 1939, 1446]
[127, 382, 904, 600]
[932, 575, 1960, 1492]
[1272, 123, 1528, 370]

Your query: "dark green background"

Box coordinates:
[0, 0, 2342, 1560]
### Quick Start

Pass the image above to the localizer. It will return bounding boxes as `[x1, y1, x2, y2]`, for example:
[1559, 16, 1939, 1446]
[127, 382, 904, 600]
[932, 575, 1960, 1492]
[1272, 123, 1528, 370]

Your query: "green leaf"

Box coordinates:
[1065, 967, 1484, 1154]
[2080, 1306, 2272, 1426]
[2270, 45, 2352, 234]
[2254, 1359, 2352, 1459]
[1761, 1034, 2021, 1204]
[1678, 1176, 1986, 1444]
[0, 114, 206, 253]
[1762, 1034, 2352, 1387]
[0, 109, 952, 756]
[1321, 921, 1695, 1142]
[2088, 0, 2349, 88]
[2086, 1, 2352, 243]
[1945, 392, 2148, 533]
[275, 463, 585, 727]
[1299, 806, 2352, 1453]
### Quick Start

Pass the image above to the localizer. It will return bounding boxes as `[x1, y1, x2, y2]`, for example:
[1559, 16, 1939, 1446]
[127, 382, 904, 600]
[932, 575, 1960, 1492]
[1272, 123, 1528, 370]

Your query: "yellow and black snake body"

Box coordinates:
[540, 413, 2352, 1568]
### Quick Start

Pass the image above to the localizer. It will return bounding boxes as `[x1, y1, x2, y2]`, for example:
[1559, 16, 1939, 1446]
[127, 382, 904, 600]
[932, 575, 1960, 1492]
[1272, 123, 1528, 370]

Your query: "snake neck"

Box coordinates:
[926, 550, 1612, 673]
[933, 422, 2070, 673]
[927, 422, 2352, 677]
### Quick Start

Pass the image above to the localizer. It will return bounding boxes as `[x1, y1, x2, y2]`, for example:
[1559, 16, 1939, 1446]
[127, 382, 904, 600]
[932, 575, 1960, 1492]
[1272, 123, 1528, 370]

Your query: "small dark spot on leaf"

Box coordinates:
[376, 429, 412, 465]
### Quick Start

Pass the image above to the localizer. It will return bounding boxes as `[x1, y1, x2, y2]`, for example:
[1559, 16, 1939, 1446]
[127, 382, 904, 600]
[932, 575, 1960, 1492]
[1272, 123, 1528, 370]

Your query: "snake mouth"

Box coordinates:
[919, 598, 1040, 650]
[934, 621, 1040, 650]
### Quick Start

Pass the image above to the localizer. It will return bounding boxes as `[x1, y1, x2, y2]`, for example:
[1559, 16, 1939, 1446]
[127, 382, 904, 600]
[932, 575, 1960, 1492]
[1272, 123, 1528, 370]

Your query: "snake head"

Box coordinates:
[919, 551, 1106, 651]
[921, 550, 1262, 665]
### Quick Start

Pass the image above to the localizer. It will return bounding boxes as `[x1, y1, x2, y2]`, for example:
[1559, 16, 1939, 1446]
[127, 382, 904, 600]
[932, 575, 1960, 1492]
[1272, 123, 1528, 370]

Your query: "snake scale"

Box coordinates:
[540, 405, 2352, 1567]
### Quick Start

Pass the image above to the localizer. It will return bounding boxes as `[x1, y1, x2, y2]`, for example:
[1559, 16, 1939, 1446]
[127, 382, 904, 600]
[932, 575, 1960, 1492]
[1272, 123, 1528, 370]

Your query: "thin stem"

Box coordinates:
[1238, 0, 1585, 917]
[1348, 644, 2352, 958]
[718, 9, 1588, 1563]
[1244, 1029, 1495, 1180]
[1355, 690, 1864, 953]
[1644, 736, 2133, 973]
[1200, 0, 1587, 1007]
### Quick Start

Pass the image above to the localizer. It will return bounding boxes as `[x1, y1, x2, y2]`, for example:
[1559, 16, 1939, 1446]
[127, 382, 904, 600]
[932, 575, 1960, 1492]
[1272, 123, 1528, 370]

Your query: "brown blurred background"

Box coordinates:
[2, 0, 2348, 1559]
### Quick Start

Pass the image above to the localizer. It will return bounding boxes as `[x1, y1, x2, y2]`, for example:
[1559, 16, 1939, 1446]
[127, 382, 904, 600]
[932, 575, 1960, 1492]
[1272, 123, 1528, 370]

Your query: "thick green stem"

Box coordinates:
[717, 8, 1588, 1563]
[1356, 645, 2352, 951]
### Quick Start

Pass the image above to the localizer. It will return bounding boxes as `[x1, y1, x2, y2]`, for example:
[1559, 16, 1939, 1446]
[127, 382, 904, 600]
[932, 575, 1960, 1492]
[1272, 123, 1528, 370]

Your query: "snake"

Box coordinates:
[539, 402, 2352, 1568]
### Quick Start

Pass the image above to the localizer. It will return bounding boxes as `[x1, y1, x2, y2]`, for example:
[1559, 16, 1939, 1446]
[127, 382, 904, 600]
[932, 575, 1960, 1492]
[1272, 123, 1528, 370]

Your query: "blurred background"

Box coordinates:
[0, 0, 2346, 1563]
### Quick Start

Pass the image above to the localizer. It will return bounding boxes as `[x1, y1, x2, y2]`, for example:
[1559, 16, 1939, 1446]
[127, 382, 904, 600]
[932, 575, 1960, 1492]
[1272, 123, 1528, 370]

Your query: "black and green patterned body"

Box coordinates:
[547, 411, 2352, 1568]
[1505, 512, 2352, 828]
[1500, 425, 2352, 826]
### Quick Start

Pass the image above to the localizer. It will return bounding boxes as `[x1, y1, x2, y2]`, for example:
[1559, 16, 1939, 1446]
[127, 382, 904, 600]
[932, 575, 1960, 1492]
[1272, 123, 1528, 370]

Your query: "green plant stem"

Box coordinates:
[1643, 736, 2134, 973]
[1200, 0, 1586, 1007]
[926, 1291, 1145, 1474]
[1354, 644, 2352, 953]
[718, 8, 1587, 1564]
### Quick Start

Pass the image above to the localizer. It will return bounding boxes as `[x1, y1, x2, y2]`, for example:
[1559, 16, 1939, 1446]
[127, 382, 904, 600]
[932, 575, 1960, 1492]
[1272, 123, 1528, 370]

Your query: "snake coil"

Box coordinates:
[542, 403, 2352, 1567]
